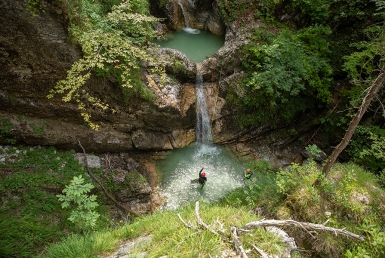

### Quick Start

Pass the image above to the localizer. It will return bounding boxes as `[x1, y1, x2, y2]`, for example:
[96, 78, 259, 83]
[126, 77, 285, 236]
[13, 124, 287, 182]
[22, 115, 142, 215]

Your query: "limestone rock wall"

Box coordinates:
[0, 0, 197, 153]
[0, 0, 307, 173]
[152, 0, 226, 35]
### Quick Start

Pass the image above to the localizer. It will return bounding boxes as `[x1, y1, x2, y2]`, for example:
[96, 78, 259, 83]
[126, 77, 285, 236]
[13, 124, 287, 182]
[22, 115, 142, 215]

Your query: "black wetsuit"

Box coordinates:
[198, 168, 207, 187]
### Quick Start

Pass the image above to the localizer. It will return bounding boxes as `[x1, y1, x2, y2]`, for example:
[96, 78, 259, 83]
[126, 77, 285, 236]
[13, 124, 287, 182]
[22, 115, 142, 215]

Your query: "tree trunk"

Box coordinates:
[322, 64, 385, 176]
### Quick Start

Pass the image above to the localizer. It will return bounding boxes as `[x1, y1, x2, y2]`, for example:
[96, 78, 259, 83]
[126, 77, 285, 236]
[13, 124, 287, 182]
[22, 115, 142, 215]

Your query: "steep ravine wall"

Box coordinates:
[0, 0, 310, 165]
[0, 0, 198, 153]
[0, 0, 311, 213]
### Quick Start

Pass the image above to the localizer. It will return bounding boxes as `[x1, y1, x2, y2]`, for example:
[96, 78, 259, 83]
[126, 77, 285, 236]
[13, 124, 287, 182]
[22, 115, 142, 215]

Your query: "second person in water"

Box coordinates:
[244, 168, 254, 180]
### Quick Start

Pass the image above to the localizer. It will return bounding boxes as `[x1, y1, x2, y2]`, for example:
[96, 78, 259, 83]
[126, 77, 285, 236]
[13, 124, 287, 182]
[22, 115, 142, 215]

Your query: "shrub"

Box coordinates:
[57, 175, 100, 230]
[232, 26, 332, 127]
[346, 125, 385, 173]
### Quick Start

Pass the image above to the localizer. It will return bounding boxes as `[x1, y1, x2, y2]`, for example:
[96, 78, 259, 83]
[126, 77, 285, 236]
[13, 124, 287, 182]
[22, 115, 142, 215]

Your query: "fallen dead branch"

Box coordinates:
[230, 226, 248, 258]
[177, 213, 197, 229]
[177, 202, 365, 258]
[244, 219, 365, 241]
[252, 244, 271, 258]
[195, 201, 220, 236]
[78, 140, 139, 217]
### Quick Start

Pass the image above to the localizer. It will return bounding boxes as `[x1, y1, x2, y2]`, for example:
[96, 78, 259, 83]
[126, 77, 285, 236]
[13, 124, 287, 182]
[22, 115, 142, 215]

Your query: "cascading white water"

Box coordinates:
[195, 72, 212, 144]
[156, 1, 245, 211]
[178, 0, 201, 34]
[178, 1, 189, 27]
[157, 71, 245, 211]
[157, 143, 244, 210]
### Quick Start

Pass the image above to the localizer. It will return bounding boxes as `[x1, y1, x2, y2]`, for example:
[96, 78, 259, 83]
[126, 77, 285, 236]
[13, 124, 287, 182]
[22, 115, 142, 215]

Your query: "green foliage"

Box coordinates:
[217, 0, 252, 24]
[103, 170, 147, 193]
[26, 0, 44, 17]
[57, 175, 100, 230]
[48, 0, 164, 130]
[274, 161, 385, 256]
[276, 161, 321, 196]
[31, 123, 44, 135]
[34, 157, 385, 258]
[119, 67, 156, 103]
[0, 116, 12, 133]
[329, 0, 377, 26]
[342, 23, 385, 115]
[290, 0, 330, 23]
[346, 125, 385, 173]
[374, 0, 385, 18]
[39, 231, 118, 258]
[0, 146, 112, 257]
[378, 169, 385, 187]
[221, 160, 282, 210]
[40, 204, 287, 258]
[0, 116, 15, 144]
[99, 0, 121, 14]
[0, 214, 62, 258]
[258, 0, 376, 27]
[235, 26, 332, 127]
[345, 219, 385, 258]
[343, 24, 385, 84]
[289, 0, 376, 26]
[305, 144, 322, 157]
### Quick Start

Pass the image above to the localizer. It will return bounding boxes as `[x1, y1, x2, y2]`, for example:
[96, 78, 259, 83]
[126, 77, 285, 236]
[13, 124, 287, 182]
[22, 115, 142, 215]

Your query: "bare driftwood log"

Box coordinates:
[177, 213, 197, 229]
[230, 226, 248, 258]
[245, 219, 365, 241]
[252, 245, 271, 258]
[179, 202, 250, 257]
[195, 201, 220, 236]
[78, 140, 139, 217]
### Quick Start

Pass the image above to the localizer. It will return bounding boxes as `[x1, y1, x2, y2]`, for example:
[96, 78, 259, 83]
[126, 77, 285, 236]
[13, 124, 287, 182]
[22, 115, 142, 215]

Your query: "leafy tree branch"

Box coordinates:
[48, 0, 164, 130]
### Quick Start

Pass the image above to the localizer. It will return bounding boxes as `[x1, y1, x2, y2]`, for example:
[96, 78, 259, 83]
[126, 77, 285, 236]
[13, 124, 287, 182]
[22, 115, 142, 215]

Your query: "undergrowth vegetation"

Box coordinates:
[0, 146, 112, 257]
[347, 125, 385, 177]
[222, 160, 385, 257]
[14, 155, 382, 258]
[40, 204, 288, 258]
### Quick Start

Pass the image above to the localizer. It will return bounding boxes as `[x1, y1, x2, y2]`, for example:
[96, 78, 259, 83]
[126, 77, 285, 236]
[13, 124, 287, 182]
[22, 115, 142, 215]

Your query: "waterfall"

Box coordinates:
[178, 0, 200, 34]
[178, 1, 189, 27]
[195, 72, 212, 144]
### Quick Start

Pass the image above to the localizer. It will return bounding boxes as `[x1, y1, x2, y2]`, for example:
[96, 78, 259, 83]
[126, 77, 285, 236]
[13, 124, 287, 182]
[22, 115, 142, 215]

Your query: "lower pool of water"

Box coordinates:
[156, 143, 247, 210]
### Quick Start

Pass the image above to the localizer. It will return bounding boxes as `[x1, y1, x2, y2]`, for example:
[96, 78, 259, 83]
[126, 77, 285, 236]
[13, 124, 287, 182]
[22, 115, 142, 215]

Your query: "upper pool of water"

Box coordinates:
[157, 28, 225, 63]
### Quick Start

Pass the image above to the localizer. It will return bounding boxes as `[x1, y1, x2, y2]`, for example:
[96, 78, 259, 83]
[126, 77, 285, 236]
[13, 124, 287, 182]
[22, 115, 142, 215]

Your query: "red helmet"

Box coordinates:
[201, 172, 206, 177]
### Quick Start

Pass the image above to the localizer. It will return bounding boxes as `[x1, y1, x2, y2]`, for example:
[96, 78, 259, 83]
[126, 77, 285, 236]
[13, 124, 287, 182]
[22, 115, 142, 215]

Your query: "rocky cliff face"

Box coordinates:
[1, 0, 307, 196]
[150, 1, 305, 167]
[153, 0, 226, 35]
[0, 0, 196, 214]
[0, 0, 197, 154]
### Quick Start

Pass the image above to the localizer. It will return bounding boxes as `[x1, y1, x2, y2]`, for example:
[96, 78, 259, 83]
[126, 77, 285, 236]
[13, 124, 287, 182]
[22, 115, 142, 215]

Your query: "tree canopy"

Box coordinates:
[231, 26, 333, 127]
